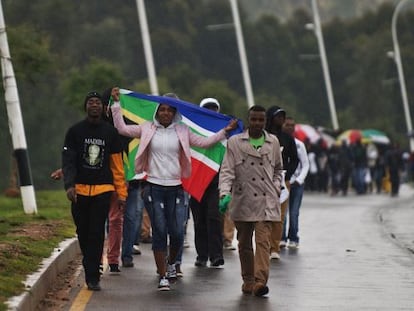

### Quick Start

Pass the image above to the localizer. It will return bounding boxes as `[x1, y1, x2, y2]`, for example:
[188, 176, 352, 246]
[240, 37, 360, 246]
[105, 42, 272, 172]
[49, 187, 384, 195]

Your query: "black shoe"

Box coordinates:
[194, 259, 207, 267]
[87, 281, 101, 291]
[210, 258, 225, 267]
[254, 285, 269, 297]
[122, 259, 134, 268]
[109, 264, 121, 274]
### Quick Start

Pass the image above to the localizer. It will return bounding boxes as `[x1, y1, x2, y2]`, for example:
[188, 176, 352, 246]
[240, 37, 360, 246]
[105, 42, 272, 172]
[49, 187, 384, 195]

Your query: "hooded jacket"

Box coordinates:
[111, 101, 228, 181]
[265, 106, 299, 181]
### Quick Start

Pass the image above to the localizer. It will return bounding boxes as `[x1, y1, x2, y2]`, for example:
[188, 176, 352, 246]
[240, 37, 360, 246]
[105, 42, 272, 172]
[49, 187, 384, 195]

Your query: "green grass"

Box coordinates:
[0, 190, 75, 311]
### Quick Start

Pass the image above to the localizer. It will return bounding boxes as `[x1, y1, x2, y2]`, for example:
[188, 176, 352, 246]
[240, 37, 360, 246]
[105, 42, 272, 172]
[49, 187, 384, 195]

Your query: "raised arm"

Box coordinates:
[110, 87, 142, 138]
[189, 118, 238, 148]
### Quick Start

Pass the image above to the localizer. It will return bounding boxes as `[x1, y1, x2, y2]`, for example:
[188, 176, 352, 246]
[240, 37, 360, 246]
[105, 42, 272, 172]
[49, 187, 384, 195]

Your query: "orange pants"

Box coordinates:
[107, 192, 124, 264]
[270, 182, 290, 253]
[223, 210, 235, 243]
[140, 208, 151, 240]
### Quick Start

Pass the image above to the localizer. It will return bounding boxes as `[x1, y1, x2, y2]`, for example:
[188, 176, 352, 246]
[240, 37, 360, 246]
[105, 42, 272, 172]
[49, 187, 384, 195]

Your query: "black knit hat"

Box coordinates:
[84, 91, 102, 110]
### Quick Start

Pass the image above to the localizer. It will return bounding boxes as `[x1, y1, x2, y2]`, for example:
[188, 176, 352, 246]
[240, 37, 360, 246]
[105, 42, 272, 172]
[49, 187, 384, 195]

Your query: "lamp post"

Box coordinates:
[306, 0, 339, 130]
[389, 0, 414, 151]
[0, 1, 37, 214]
[136, 0, 159, 95]
[229, 0, 254, 108]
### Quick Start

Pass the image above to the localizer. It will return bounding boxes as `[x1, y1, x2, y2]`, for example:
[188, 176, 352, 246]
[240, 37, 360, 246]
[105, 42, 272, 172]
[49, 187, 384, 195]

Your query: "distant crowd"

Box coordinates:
[302, 138, 407, 197]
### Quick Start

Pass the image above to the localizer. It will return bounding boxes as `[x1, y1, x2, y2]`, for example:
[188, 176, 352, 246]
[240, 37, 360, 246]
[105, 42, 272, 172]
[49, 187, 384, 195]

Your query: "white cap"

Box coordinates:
[199, 97, 220, 112]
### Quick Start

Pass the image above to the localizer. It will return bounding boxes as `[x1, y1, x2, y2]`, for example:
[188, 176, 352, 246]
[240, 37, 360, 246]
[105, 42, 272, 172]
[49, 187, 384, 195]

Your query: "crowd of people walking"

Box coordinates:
[57, 87, 408, 296]
[304, 137, 406, 198]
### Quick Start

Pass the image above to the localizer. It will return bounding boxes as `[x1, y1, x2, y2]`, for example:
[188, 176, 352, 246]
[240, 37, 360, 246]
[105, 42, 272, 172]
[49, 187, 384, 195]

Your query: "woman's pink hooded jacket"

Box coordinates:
[111, 101, 227, 179]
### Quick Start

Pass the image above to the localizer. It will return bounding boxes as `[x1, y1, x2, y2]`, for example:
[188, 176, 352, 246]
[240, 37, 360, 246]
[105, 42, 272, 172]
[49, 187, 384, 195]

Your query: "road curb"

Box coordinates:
[6, 237, 80, 311]
[378, 184, 414, 256]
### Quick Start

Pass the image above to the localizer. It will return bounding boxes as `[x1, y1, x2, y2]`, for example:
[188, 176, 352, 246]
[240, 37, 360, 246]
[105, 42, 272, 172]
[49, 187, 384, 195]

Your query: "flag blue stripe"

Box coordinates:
[124, 91, 243, 135]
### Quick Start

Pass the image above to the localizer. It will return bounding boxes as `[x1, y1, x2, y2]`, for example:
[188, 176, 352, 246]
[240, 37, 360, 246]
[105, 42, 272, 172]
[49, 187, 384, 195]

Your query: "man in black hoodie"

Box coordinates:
[62, 91, 127, 290]
[265, 106, 299, 259]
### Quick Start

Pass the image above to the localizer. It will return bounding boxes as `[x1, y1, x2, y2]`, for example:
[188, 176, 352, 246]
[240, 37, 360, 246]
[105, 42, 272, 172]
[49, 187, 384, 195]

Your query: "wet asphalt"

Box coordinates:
[67, 184, 414, 311]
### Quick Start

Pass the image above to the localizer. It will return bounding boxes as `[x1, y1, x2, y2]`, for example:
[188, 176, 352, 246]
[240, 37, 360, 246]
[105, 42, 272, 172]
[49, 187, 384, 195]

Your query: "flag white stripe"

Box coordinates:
[190, 149, 221, 171]
[182, 116, 227, 147]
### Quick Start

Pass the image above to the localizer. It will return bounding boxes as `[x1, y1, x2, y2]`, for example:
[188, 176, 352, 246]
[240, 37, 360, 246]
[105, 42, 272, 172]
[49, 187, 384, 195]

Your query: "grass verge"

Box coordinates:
[0, 190, 75, 311]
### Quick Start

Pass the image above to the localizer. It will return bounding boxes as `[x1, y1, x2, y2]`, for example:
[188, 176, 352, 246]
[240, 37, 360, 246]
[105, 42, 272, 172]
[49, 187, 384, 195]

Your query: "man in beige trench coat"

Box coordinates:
[219, 105, 283, 297]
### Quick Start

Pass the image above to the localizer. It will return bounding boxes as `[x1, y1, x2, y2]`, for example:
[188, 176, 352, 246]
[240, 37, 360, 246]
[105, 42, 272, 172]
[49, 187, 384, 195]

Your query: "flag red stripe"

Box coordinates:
[182, 157, 218, 202]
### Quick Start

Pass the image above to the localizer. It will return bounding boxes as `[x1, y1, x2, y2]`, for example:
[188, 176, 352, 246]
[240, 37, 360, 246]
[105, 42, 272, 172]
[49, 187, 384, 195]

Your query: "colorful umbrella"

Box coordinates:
[336, 129, 390, 145]
[294, 124, 322, 144]
[336, 129, 361, 145]
[361, 129, 390, 145]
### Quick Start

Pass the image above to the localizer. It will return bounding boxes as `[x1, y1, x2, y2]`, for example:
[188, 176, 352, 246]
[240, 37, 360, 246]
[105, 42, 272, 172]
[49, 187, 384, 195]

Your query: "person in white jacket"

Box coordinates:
[281, 117, 309, 248]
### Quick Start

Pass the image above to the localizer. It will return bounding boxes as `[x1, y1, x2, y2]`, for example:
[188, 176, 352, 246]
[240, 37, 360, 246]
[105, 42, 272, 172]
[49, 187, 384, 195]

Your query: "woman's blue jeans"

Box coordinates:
[143, 183, 187, 252]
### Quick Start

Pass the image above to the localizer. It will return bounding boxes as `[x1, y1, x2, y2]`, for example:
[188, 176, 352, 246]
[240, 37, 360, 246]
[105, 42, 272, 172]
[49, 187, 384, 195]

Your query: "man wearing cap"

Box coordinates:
[62, 91, 127, 291]
[189, 98, 225, 268]
[265, 106, 299, 259]
[199, 98, 236, 251]
[200, 97, 221, 111]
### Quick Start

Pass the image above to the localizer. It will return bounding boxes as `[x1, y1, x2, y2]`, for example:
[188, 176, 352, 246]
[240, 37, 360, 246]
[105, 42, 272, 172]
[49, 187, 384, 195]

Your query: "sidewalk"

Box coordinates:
[6, 238, 80, 311]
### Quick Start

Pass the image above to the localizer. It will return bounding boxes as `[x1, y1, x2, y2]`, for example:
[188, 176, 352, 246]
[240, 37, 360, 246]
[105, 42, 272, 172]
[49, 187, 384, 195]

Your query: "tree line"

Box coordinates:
[0, 0, 413, 190]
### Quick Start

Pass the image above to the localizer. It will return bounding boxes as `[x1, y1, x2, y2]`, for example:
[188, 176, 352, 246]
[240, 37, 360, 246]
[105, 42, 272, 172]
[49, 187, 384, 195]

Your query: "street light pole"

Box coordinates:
[136, 0, 159, 95]
[308, 0, 339, 130]
[229, 0, 254, 108]
[0, 1, 37, 214]
[390, 0, 414, 151]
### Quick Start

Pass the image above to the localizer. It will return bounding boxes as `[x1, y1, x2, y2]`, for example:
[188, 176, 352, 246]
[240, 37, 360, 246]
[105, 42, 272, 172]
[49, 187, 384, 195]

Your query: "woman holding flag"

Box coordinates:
[110, 87, 238, 291]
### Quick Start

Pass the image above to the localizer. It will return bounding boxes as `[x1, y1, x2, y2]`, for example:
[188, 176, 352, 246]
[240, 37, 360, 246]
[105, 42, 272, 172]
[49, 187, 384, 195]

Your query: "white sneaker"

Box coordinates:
[166, 264, 177, 280]
[270, 252, 280, 260]
[288, 241, 299, 249]
[158, 277, 170, 291]
[133, 244, 141, 255]
[279, 240, 287, 248]
[223, 241, 236, 250]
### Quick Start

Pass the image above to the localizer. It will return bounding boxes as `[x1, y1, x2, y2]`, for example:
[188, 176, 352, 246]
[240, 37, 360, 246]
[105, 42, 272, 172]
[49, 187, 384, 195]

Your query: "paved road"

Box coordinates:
[66, 185, 414, 311]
